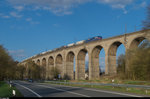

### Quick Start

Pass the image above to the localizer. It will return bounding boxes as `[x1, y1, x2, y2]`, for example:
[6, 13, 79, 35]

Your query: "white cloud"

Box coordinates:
[97, 0, 135, 14]
[7, 0, 91, 15]
[26, 18, 32, 22]
[7, 0, 146, 15]
[8, 49, 26, 58]
[9, 49, 24, 54]
[0, 13, 10, 18]
[0, 12, 22, 19]
[10, 12, 23, 18]
[97, 0, 134, 8]
[14, 5, 24, 11]
[85, 54, 89, 63]
[132, 1, 147, 10]
[26, 17, 40, 24]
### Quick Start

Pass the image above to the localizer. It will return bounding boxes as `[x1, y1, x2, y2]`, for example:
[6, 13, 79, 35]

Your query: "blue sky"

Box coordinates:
[0, 0, 149, 63]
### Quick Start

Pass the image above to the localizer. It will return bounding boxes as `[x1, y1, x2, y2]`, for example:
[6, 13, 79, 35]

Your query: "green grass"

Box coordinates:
[0, 81, 23, 97]
[123, 80, 150, 85]
[64, 79, 150, 86]
[45, 81, 150, 96]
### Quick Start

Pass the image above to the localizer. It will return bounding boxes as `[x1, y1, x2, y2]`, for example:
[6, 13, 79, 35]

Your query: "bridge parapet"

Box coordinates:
[20, 29, 150, 80]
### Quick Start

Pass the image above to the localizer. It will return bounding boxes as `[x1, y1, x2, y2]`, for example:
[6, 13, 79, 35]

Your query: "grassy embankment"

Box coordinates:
[46, 81, 150, 96]
[45, 76, 150, 96]
[0, 81, 23, 97]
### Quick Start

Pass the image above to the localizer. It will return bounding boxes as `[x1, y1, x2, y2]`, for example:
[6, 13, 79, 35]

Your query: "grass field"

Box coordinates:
[0, 81, 23, 97]
[54, 74, 150, 86]
[45, 75, 150, 96]
[45, 81, 150, 96]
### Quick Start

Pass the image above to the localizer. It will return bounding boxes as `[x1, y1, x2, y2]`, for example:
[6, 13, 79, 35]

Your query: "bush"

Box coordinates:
[0, 45, 17, 80]
[117, 41, 150, 81]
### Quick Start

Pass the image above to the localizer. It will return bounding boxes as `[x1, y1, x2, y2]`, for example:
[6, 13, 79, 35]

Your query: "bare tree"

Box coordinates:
[26, 60, 42, 80]
[0, 45, 17, 80]
[50, 67, 60, 80]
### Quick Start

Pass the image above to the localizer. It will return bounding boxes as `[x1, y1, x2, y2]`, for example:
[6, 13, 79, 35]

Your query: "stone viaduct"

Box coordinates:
[21, 29, 150, 80]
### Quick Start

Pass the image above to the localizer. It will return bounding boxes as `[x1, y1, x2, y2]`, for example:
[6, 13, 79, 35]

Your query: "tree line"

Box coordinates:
[0, 45, 18, 80]
[117, 4, 150, 81]
[0, 42, 62, 81]
[117, 40, 150, 81]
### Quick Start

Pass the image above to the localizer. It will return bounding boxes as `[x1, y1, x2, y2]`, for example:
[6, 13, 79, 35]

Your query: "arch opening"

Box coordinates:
[85, 53, 89, 80]
[91, 45, 105, 80]
[116, 44, 126, 74]
[33, 61, 35, 63]
[66, 51, 75, 80]
[99, 48, 105, 76]
[42, 58, 46, 66]
[108, 41, 126, 75]
[42, 58, 46, 79]
[77, 49, 88, 80]
[49, 56, 54, 65]
[55, 54, 63, 78]
[129, 37, 146, 49]
[73, 57, 75, 80]
[48, 56, 54, 80]
[37, 59, 40, 66]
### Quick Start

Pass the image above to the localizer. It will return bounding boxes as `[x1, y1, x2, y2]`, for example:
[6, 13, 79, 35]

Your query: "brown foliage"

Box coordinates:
[50, 66, 60, 79]
[26, 60, 42, 80]
[0, 45, 17, 80]
[117, 40, 150, 81]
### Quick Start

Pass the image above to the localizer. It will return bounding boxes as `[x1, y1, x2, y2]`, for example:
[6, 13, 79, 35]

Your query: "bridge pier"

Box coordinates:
[20, 29, 150, 81]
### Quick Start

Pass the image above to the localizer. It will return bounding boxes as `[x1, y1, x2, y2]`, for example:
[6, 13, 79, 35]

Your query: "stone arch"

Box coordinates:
[42, 58, 46, 79]
[33, 61, 35, 64]
[66, 51, 75, 80]
[129, 36, 146, 49]
[37, 59, 40, 66]
[108, 41, 126, 75]
[91, 45, 104, 79]
[48, 56, 54, 66]
[55, 54, 63, 77]
[77, 48, 88, 80]
[48, 56, 54, 79]
[42, 58, 46, 67]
